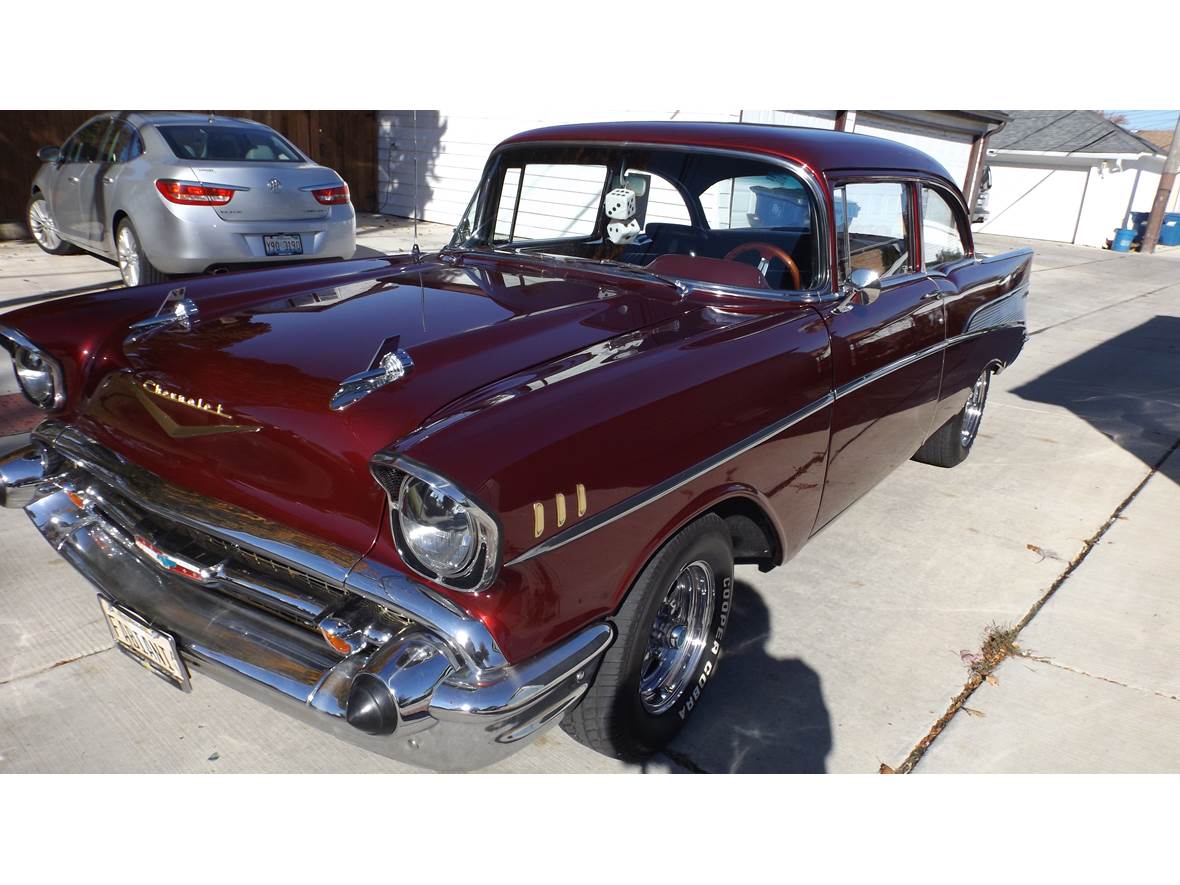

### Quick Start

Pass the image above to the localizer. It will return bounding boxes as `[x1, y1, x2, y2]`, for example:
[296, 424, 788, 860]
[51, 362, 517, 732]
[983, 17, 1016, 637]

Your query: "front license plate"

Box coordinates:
[263, 233, 303, 256]
[98, 596, 190, 691]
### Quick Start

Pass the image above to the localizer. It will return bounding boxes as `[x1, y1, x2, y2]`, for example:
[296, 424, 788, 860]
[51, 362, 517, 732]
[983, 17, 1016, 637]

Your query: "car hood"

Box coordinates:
[72, 255, 690, 555]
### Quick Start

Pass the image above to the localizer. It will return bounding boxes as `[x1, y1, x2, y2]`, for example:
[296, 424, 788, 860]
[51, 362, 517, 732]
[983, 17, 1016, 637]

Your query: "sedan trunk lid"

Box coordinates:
[190, 162, 340, 223]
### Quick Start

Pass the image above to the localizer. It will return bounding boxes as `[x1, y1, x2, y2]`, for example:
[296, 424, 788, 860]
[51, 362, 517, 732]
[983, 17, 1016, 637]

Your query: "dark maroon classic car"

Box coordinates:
[0, 122, 1032, 770]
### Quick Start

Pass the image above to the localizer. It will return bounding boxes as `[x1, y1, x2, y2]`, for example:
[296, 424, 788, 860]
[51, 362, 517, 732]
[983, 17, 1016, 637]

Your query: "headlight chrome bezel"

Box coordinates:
[372, 453, 501, 594]
[0, 325, 65, 411]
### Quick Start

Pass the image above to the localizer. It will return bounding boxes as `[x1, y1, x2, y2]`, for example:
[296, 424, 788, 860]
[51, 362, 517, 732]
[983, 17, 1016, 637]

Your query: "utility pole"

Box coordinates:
[1141, 116, 1180, 254]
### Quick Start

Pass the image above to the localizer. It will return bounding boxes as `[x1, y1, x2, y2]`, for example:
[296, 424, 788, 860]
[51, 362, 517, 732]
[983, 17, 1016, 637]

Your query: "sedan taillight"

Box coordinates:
[311, 184, 350, 205]
[155, 179, 236, 205]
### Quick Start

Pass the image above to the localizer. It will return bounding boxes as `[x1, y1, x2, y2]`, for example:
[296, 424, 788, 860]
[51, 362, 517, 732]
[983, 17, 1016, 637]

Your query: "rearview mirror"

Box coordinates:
[834, 268, 882, 313]
[36, 146, 61, 163]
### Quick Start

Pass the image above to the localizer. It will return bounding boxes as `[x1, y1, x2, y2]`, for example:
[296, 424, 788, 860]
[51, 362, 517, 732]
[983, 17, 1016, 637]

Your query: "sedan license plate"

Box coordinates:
[98, 596, 190, 691]
[263, 233, 303, 256]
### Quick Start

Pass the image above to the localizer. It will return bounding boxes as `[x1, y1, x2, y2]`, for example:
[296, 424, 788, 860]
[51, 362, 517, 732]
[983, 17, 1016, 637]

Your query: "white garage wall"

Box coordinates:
[854, 115, 974, 188]
[977, 162, 1088, 243]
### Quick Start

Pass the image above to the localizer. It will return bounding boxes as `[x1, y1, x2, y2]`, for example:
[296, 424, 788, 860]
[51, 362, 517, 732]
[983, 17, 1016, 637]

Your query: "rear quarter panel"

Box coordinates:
[929, 248, 1034, 431]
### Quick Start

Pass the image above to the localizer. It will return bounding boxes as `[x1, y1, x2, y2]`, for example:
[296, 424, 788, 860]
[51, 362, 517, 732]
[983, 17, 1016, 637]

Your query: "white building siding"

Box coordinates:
[378, 110, 988, 229]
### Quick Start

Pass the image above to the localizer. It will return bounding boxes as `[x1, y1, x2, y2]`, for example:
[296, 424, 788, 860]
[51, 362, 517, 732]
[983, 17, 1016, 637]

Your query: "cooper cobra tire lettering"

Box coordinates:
[678, 575, 732, 721]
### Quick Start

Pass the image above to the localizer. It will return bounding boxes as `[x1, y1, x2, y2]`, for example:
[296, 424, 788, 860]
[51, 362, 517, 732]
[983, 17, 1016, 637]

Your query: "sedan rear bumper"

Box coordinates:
[3, 442, 612, 771]
[134, 201, 356, 274]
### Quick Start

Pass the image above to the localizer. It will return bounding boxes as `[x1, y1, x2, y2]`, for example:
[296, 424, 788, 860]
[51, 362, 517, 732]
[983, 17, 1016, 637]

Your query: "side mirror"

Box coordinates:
[833, 268, 882, 313]
[36, 146, 61, 163]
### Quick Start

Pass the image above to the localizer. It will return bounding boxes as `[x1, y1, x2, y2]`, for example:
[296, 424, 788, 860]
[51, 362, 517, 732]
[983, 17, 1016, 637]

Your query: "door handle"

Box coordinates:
[103, 177, 115, 184]
[67, 176, 80, 183]
[920, 290, 942, 300]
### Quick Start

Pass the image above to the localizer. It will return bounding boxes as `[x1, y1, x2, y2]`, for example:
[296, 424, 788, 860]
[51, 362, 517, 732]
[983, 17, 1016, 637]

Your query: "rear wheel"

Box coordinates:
[115, 219, 169, 287]
[27, 194, 78, 255]
[562, 513, 734, 761]
[913, 368, 993, 468]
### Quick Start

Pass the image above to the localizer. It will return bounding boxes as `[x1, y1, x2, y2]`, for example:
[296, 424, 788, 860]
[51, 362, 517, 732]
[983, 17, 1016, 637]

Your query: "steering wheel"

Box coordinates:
[722, 241, 801, 290]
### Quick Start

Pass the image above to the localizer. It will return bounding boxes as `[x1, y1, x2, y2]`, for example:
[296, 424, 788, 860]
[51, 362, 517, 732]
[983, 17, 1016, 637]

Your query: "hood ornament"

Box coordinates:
[331, 348, 414, 411]
[126, 288, 199, 344]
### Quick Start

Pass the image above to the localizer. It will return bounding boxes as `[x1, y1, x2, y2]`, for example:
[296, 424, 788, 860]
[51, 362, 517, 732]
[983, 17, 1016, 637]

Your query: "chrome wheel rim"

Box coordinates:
[960, 370, 991, 448]
[639, 560, 715, 714]
[116, 225, 139, 287]
[28, 198, 61, 250]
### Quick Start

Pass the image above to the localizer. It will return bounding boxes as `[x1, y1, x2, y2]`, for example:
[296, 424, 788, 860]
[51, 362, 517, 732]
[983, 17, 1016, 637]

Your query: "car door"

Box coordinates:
[52, 118, 111, 242]
[83, 120, 143, 251]
[812, 178, 946, 530]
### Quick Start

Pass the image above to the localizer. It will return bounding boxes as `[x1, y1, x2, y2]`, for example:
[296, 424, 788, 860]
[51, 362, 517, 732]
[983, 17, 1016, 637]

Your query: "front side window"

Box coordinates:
[493, 163, 607, 242]
[158, 125, 303, 162]
[62, 119, 112, 163]
[454, 145, 821, 291]
[921, 186, 967, 271]
[835, 182, 913, 282]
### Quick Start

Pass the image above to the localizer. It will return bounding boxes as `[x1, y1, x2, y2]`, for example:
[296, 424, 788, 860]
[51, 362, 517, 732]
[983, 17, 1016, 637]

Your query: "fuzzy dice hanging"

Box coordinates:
[604, 187, 642, 244]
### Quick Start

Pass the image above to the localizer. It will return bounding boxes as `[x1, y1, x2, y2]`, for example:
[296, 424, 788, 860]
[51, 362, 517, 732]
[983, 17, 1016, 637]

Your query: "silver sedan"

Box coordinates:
[27, 112, 356, 286]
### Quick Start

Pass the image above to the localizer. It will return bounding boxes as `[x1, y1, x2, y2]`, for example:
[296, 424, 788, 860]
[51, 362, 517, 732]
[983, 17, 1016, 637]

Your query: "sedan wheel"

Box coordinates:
[115, 220, 168, 287]
[116, 224, 141, 286]
[26, 195, 77, 255]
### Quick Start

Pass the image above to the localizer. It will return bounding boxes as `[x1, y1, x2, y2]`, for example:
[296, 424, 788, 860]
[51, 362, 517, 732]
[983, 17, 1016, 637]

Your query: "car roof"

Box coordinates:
[499, 121, 957, 186]
[94, 111, 272, 129]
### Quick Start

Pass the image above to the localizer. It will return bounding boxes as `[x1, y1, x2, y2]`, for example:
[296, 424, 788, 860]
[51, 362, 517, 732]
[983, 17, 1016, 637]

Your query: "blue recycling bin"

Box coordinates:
[1112, 228, 1135, 252]
[1160, 212, 1180, 247]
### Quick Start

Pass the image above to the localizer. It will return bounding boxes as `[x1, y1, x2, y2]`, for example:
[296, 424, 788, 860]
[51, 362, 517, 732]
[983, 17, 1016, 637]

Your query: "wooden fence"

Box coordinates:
[0, 110, 377, 230]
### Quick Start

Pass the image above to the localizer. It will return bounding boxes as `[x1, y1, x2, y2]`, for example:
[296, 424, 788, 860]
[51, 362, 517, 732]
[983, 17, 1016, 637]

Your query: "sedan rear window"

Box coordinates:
[158, 125, 303, 163]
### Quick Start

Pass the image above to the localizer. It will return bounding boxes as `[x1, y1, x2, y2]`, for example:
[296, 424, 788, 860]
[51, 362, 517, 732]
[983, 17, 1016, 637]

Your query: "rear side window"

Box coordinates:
[921, 186, 967, 271]
[834, 182, 913, 281]
[102, 122, 144, 164]
[701, 173, 813, 231]
[158, 125, 303, 162]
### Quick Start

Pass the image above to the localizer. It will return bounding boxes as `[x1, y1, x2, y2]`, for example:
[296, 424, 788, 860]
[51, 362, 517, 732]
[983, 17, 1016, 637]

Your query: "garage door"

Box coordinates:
[978, 164, 1087, 243]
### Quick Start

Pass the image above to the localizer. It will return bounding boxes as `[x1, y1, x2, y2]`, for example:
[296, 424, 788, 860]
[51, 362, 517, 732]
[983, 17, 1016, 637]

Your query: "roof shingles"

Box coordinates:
[991, 110, 1162, 155]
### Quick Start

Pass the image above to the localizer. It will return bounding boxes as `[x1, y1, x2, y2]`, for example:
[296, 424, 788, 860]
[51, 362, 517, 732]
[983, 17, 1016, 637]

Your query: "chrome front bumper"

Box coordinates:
[2, 431, 612, 772]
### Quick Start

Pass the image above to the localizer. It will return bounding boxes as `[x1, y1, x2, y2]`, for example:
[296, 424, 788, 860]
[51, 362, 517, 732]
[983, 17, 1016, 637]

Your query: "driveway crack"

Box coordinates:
[0, 645, 115, 687]
[1018, 653, 1180, 702]
[891, 431, 1180, 773]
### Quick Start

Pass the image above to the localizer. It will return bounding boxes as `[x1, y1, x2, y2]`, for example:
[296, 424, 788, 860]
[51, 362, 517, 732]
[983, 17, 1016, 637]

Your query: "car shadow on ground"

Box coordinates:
[1013, 315, 1180, 481]
[658, 579, 832, 773]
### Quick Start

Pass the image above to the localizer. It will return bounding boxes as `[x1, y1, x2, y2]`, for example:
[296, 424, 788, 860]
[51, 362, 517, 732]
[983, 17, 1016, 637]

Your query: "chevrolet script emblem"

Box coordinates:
[133, 380, 260, 438]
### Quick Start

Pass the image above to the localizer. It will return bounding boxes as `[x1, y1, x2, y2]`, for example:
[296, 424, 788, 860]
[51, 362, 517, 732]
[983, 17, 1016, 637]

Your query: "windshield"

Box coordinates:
[450, 145, 821, 291]
[158, 124, 303, 163]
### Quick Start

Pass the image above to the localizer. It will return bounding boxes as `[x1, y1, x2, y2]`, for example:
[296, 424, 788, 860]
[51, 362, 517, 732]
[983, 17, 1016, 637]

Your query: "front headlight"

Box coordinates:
[398, 476, 477, 577]
[1, 326, 63, 410]
[372, 456, 500, 593]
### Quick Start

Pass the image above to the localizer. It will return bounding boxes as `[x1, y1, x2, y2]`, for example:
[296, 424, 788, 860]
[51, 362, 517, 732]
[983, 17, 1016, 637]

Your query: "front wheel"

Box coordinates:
[27, 194, 79, 255]
[562, 513, 734, 761]
[115, 219, 169, 287]
[912, 368, 993, 468]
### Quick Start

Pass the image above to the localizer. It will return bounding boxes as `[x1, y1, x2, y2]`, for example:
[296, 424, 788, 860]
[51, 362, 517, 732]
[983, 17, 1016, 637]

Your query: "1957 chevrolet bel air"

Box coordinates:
[0, 122, 1032, 770]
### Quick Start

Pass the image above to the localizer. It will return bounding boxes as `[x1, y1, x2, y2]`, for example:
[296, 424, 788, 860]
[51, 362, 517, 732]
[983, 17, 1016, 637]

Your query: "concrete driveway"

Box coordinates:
[1, 227, 1178, 773]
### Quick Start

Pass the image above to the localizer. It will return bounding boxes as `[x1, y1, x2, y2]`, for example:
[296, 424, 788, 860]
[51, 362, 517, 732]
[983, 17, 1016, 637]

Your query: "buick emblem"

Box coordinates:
[267, 178, 282, 192]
